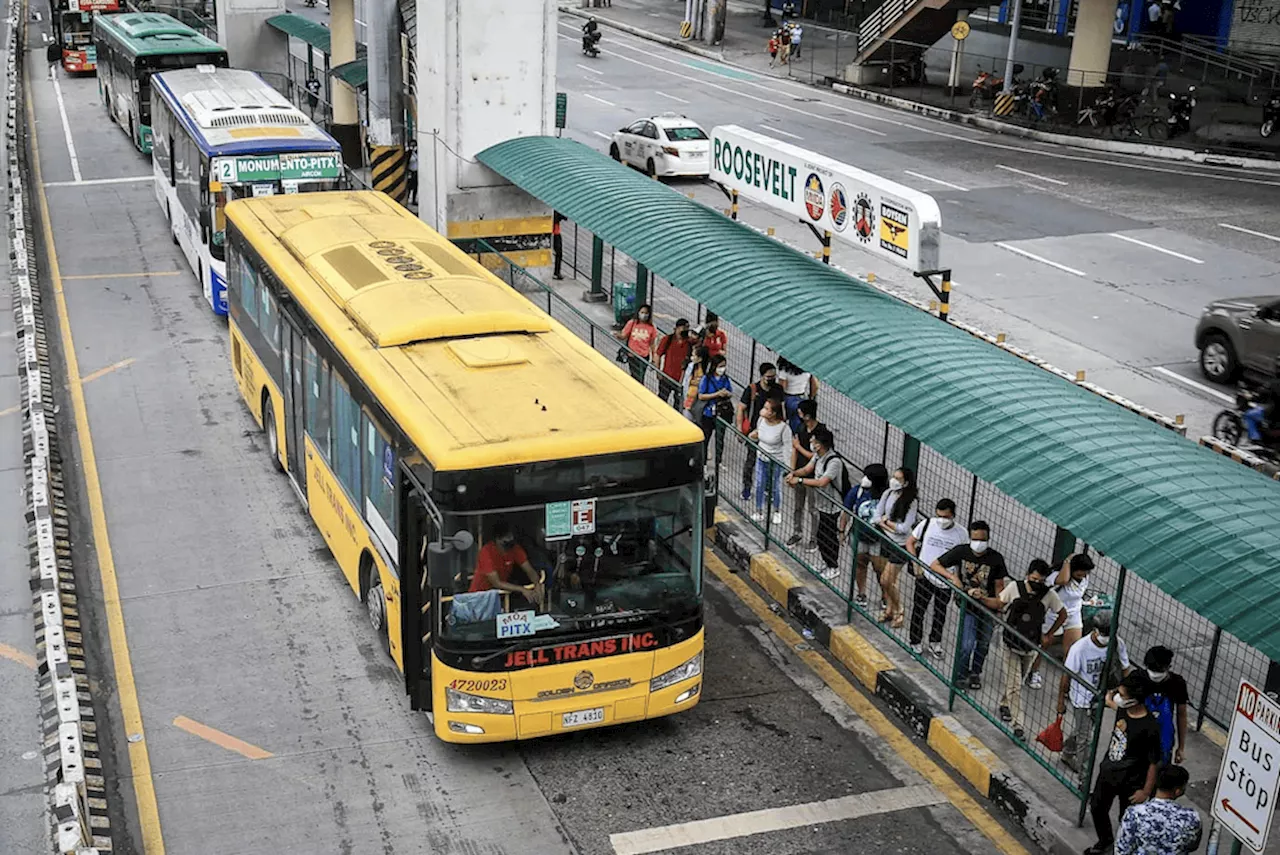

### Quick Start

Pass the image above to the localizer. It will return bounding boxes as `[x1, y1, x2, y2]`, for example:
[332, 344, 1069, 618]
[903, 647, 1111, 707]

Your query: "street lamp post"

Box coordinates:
[1002, 0, 1024, 92]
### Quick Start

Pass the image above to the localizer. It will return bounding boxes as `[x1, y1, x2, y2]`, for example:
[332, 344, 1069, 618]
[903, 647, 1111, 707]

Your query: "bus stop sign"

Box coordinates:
[1214, 680, 1280, 852]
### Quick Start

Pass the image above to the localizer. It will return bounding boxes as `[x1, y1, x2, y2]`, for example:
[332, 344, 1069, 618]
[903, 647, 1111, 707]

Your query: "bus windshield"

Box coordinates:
[61, 13, 92, 45]
[438, 483, 701, 648]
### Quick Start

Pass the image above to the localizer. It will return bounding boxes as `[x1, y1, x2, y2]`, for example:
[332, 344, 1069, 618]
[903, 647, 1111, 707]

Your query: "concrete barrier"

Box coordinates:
[7, 2, 112, 850]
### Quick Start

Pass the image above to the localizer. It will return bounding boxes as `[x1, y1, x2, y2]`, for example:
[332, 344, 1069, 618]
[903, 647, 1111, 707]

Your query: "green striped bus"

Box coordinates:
[92, 12, 228, 153]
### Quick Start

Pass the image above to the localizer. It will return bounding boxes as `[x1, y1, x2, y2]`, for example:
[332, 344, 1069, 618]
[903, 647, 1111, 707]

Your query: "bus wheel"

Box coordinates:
[262, 392, 284, 472]
[360, 555, 390, 655]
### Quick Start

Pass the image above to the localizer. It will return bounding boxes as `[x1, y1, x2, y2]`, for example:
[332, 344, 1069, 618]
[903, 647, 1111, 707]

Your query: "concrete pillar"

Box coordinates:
[215, 0, 286, 78]
[415, 0, 555, 270]
[1067, 0, 1117, 87]
[329, 0, 361, 163]
[366, 0, 402, 145]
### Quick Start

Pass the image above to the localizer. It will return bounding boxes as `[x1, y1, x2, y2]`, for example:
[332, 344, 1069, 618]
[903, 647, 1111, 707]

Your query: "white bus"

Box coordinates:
[150, 66, 344, 315]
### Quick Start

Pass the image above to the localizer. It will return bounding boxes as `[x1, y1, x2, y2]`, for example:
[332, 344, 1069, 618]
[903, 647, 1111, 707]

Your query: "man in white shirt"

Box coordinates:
[1057, 610, 1132, 771]
[906, 498, 967, 657]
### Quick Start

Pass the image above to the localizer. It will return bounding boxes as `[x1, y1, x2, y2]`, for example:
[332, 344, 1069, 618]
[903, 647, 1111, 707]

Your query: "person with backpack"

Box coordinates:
[786, 400, 824, 551]
[870, 467, 919, 628]
[682, 345, 712, 421]
[1142, 645, 1189, 765]
[696, 354, 733, 462]
[655, 318, 693, 410]
[907, 498, 967, 658]
[785, 426, 844, 580]
[841, 462, 888, 608]
[997, 559, 1067, 740]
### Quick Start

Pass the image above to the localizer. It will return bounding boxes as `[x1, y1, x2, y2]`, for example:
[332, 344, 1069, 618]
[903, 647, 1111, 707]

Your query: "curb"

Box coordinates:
[712, 513, 1074, 854]
[828, 81, 1280, 172]
[7, 4, 113, 853]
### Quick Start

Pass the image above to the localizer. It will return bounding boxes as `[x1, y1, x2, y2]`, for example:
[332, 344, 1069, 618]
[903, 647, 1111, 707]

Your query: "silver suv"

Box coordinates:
[1196, 294, 1280, 384]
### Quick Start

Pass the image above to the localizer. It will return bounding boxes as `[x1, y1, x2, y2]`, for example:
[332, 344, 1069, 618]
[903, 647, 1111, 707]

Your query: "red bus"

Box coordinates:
[53, 0, 120, 73]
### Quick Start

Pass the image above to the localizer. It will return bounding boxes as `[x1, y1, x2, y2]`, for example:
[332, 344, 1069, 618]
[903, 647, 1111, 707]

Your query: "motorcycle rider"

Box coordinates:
[582, 17, 601, 55]
[1243, 356, 1280, 447]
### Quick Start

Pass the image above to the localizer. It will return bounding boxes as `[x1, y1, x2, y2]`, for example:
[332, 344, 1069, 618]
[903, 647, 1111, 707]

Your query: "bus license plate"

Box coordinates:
[562, 708, 605, 729]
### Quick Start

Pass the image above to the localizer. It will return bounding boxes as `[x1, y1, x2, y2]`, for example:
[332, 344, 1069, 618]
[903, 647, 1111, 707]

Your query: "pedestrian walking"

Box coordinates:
[1114, 764, 1202, 855]
[552, 212, 564, 279]
[749, 398, 791, 525]
[615, 303, 657, 383]
[768, 33, 779, 66]
[47, 38, 61, 80]
[406, 141, 419, 206]
[870, 467, 919, 628]
[790, 23, 803, 59]
[696, 354, 733, 461]
[786, 399, 823, 551]
[784, 426, 846, 580]
[842, 463, 888, 608]
[997, 560, 1066, 740]
[1142, 645, 1189, 765]
[682, 345, 712, 421]
[305, 73, 321, 119]
[1057, 610, 1133, 771]
[736, 363, 781, 504]
[777, 357, 817, 434]
[697, 312, 728, 359]
[906, 498, 967, 658]
[930, 521, 1009, 690]
[655, 318, 693, 409]
[778, 25, 792, 65]
[1086, 673, 1162, 855]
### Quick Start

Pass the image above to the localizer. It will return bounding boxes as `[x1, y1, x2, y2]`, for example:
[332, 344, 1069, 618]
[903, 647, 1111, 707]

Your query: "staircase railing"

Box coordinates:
[857, 0, 921, 53]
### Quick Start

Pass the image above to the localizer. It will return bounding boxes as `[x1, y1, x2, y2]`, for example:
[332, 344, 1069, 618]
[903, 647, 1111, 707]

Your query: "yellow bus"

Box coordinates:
[223, 191, 707, 742]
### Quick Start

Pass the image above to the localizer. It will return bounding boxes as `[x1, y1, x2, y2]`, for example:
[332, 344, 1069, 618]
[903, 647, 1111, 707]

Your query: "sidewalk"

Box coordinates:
[518, 256, 1263, 854]
[565, 0, 1280, 168]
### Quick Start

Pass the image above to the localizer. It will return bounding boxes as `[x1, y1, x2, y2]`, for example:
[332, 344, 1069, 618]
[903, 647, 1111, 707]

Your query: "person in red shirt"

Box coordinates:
[698, 312, 728, 359]
[469, 524, 543, 605]
[616, 303, 658, 383]
[655, 317, 693, 409]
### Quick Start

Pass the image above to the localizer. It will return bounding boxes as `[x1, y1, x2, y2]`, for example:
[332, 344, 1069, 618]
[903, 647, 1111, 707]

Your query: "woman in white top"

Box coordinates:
[776, 357, 818, 434]
[749, 398, 792, 525]
[871, 466, 919, 628]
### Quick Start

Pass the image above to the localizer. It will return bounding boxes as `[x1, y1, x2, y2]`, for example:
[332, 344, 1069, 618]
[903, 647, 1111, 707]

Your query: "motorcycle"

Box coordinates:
[1262, 93, 1280, 138]
[1152, 87, 1195, 140]
[1212, 381, 1279, 460]
[970, 63, 1023, 108]
[582, 23, 602, 58]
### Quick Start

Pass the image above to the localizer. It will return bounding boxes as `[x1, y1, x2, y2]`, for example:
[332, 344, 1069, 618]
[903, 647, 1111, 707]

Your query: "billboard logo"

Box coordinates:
[829, 184, 849, 232]
[879, 201, 910, 259]
[853, 193, 875, 244]
[803, 173, 825, 221]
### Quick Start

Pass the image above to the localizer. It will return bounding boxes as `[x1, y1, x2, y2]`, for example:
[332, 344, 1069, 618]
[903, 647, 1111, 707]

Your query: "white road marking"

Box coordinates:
[1108, 232, 1204, 264]
[609, 784, 945, 855]
[994, 242, 1086, 276]
[994, 164, 1067, 185]
[582, 92, 617, 107]
[592, 131, 612, 140]
[655, 90, 689, 104]
[763, 125, 804, 140]
[45, 175, 153, 187]
[1152, 366, 1235, 404]
[51, 75, 82, 183]
[1218, 222, 1280, 243]
[576, 63, 603, 75]
[903, 170, 967, 192]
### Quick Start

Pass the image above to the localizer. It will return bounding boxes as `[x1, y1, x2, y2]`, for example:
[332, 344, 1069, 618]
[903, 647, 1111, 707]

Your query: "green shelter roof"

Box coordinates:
[265, 13, 330, 53]
[478, 135, 1280, 661]
[329, 57, 368, 89]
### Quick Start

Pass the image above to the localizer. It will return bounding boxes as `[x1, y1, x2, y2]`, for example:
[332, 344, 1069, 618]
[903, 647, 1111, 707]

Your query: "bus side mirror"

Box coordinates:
[426, 530, 474, 589]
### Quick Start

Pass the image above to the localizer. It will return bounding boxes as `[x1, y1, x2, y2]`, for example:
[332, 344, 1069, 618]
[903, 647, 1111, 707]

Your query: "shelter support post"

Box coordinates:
[635, 262, 650, 307]
[801, 220, 831, 264]
[1079, 564, 1128, 825]
[901, 434, 920, 473]
[914, 269, 953, 322]
[583, 235, 607, 303]
[731, 190, 739, 221]
[1196, 626, 1223, 731]
[1052, 528, 1076, 565]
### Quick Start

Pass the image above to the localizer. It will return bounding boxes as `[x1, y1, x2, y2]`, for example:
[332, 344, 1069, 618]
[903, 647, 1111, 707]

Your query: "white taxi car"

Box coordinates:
[609, 114, 711, 178]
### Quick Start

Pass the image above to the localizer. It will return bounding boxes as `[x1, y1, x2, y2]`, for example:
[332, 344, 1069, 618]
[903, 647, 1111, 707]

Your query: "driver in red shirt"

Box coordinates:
[469, 523, 544, 605]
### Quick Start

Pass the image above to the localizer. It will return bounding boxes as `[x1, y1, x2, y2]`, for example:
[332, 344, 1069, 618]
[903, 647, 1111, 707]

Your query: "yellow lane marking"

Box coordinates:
[62, 271, 185, 281]
[0, 404, 18, 418]
[706, 552, 1032, 855]
[81, 357, 136, 385]
[0, 642, 38, 669]
[26, 75, 167, 855]
[172, 716, 274, 761]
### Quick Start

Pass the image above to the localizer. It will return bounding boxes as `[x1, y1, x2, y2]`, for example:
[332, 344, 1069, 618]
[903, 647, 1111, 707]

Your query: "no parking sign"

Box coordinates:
[1213, 680, 1280, 851]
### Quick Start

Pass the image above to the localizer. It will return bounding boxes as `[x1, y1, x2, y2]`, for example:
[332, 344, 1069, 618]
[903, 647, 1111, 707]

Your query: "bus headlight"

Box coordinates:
[650, 653, 702, 692]
[445, 687, 514, 715]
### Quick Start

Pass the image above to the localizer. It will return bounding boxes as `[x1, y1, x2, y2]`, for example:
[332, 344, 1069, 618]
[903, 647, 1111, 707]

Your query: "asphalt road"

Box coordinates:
[554, 16, 1280, 437]
[20, 12, 1035, 855]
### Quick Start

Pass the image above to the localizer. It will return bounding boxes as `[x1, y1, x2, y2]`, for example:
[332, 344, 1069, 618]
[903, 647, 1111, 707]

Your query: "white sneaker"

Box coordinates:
[819, 565, 840, 581]
[1028, 672, 1044, 690]
[751, 510, 765, 521]
[911, 643, 924, 655]
[771, 512, 783, 525]
[929, 643, 945, 659]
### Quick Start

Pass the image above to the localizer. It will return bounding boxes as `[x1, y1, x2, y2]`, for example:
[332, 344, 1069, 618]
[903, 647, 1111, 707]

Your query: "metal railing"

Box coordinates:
[470, 224, 1275, 819]
[856, 0, 918, 54]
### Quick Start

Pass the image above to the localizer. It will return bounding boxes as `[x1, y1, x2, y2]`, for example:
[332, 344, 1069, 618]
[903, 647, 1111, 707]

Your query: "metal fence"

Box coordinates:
[475, 226, 1274, 819]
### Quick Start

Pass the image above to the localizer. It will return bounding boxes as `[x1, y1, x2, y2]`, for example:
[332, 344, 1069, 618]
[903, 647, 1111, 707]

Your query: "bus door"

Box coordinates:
[279, 316, 306, 493]
[399, 468, 443, 711]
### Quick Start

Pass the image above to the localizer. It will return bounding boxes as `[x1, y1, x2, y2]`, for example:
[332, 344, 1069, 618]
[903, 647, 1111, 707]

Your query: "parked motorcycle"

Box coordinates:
[971, 64, 1015, 107]
[1262, 93, 1280, 138]
[1151, 87, 1195, 140]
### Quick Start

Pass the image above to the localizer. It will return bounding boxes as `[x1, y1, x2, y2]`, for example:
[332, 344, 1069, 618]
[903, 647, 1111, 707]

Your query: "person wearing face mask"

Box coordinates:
[696, 354, 733, 462]
[931, 521, 1009, 690]
[996, 559, 1067, 740]
[1086, 673, 1162, 855]
[696, 311, 728, 359]
[870, 467, 919, 627]
[736, 363, 780, 503]
[655, 318, 693, 410]
[1141, 645, 1188, 765]
[784, 427, 845, 580]
[907, 498, 967, 657]
[841, 463, 889, 608]
[1058, 610, 1133, 771]
[469, 523, 544, 606]
[1114, 764, 1202, 855]
[1026, 552, 1096, 691]
[786, 400, 825, 551]
[615, 303, 658, 383]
